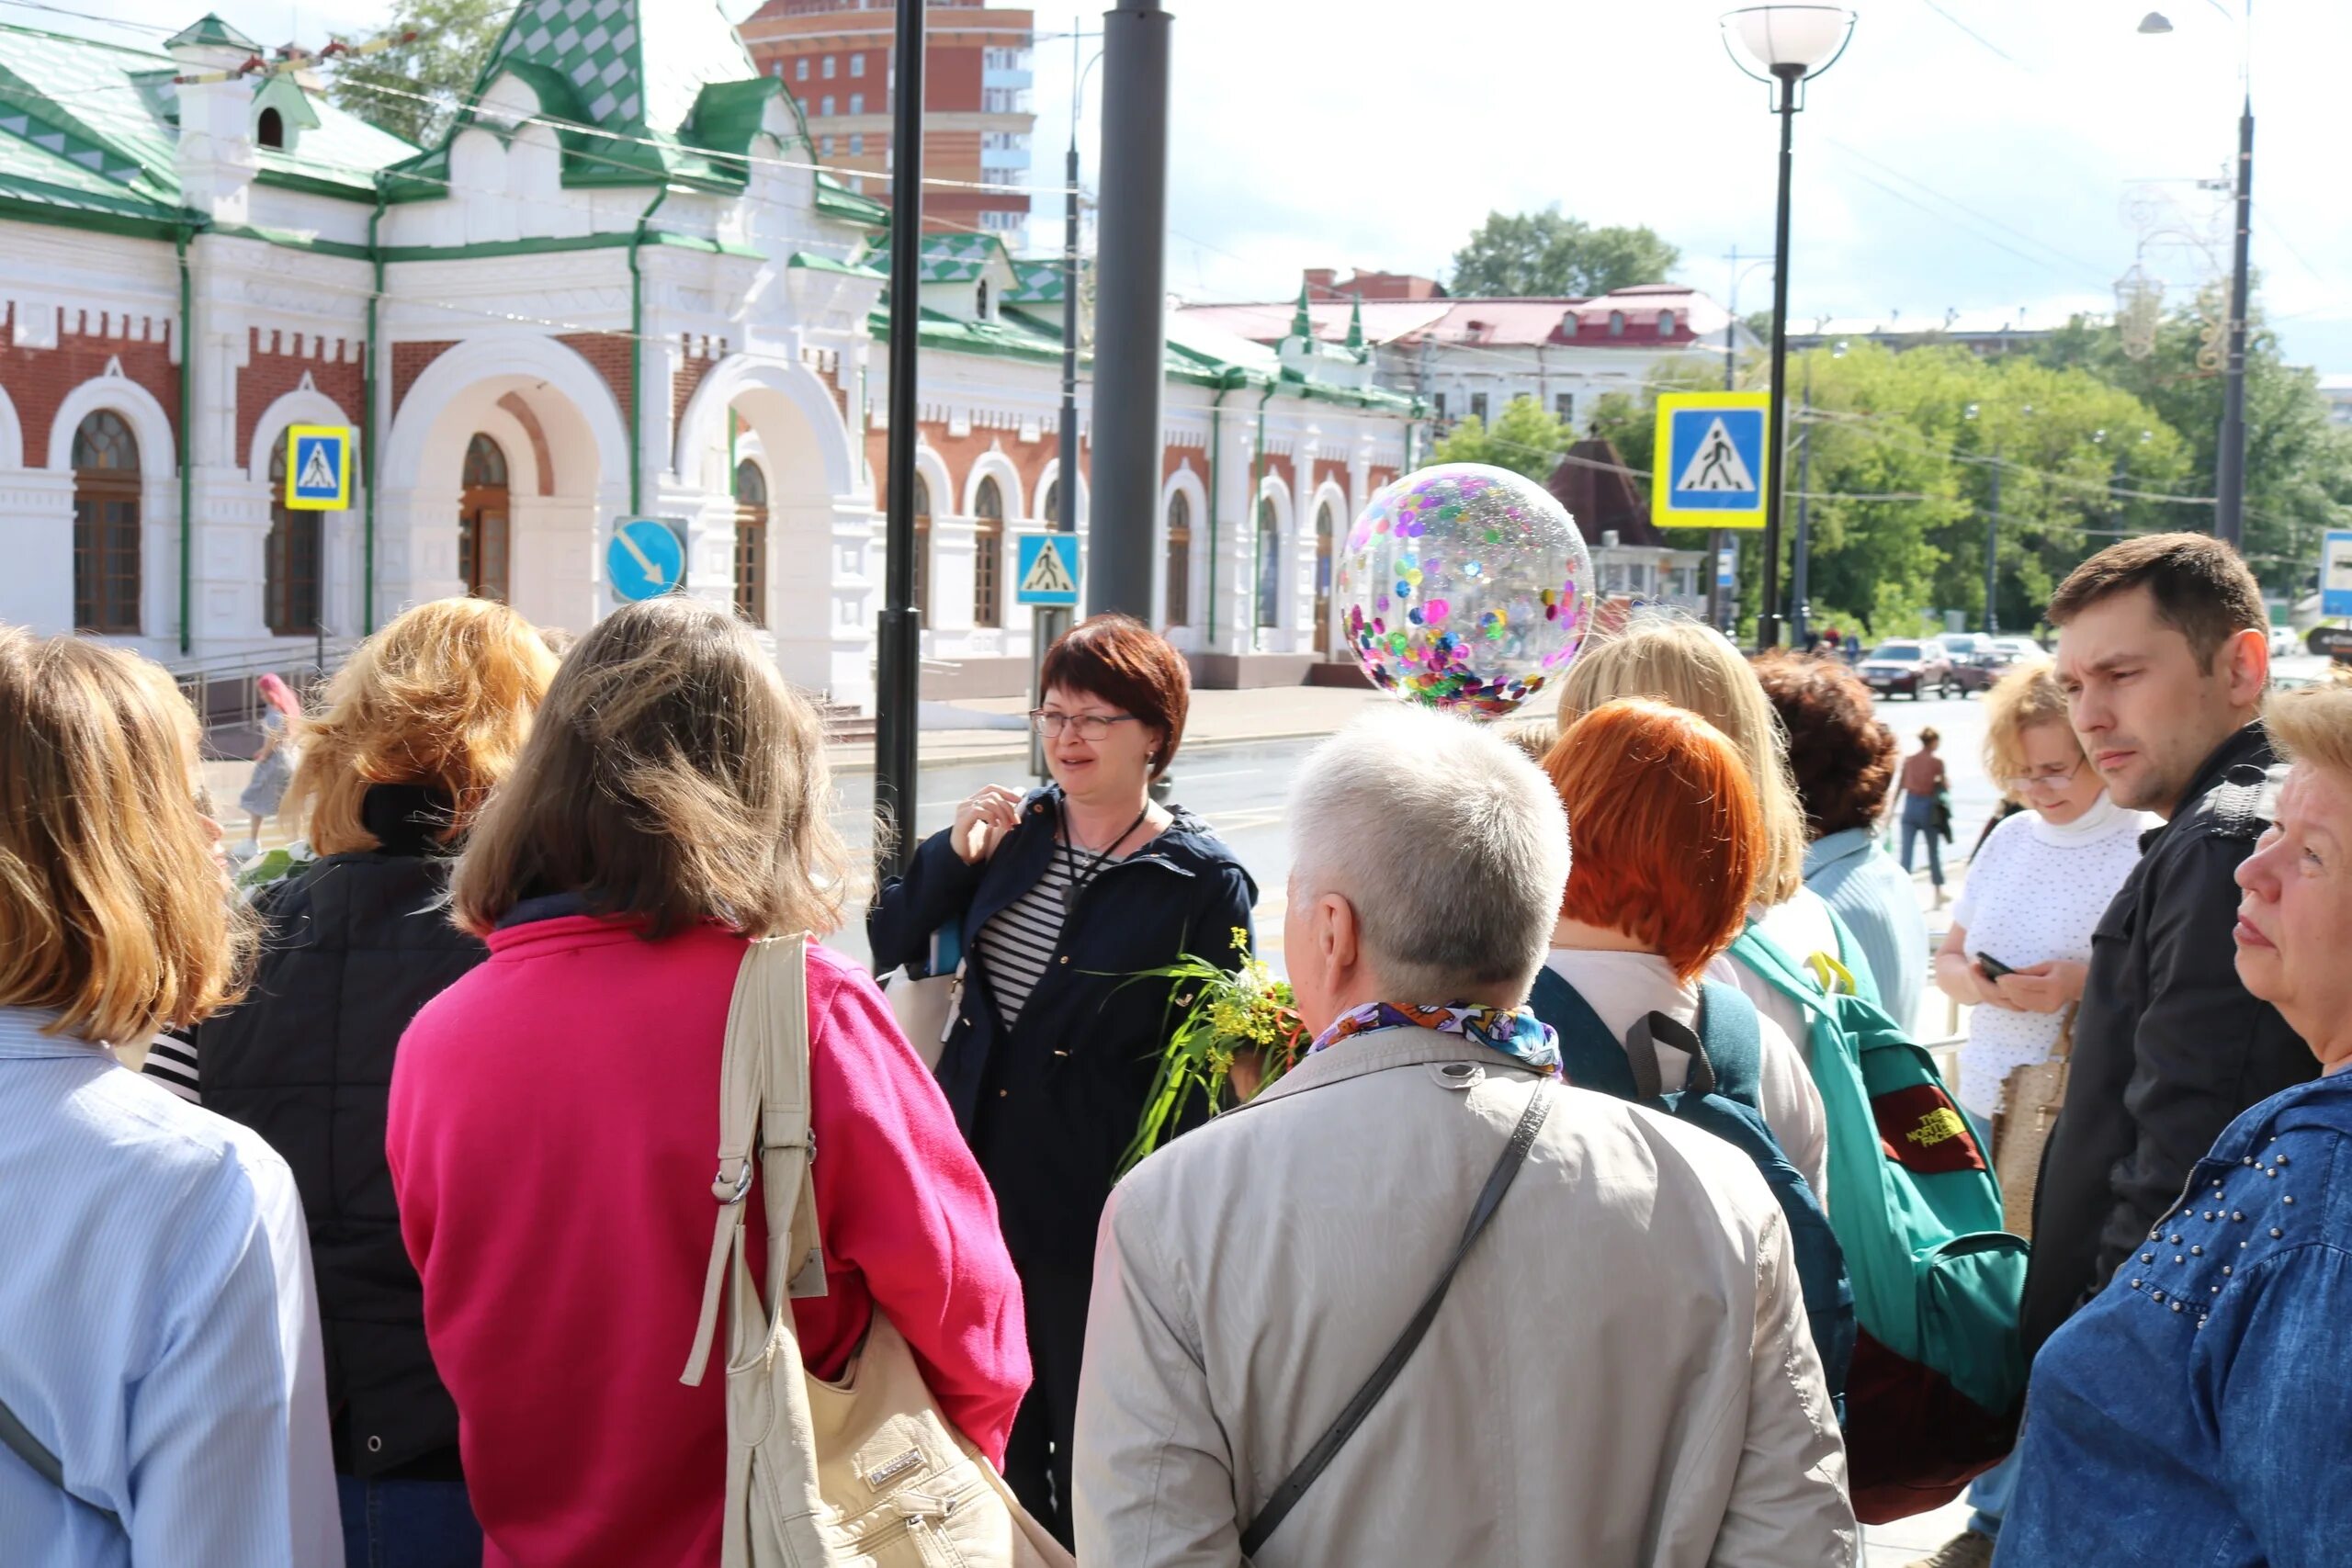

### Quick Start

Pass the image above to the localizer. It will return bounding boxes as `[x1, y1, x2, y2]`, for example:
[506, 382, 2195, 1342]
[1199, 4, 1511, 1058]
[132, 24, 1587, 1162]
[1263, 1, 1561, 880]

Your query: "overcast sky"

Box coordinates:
[64, 0, 2352, 371]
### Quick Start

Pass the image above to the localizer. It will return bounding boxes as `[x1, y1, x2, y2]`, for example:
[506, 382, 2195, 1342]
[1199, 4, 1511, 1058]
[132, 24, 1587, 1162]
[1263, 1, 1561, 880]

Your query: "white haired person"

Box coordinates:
[1072, 705, 1852, 1567]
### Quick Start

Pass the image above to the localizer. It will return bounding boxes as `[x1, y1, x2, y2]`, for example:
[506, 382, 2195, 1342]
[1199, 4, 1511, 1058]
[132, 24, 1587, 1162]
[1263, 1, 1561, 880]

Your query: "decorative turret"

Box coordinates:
[164, 13, 260, 73]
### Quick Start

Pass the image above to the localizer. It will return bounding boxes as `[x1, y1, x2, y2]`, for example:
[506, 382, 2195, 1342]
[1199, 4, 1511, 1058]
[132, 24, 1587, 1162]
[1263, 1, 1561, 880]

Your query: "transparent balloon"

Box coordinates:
[1336, 463, 1593, 716]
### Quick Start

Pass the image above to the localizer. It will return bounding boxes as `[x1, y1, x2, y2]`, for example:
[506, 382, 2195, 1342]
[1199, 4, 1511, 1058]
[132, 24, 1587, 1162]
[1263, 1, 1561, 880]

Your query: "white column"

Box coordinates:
[0, 469, 74, 634]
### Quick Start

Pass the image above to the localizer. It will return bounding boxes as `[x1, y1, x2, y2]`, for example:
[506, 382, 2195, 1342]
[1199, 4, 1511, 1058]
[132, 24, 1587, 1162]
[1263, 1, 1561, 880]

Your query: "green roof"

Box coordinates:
[1007, 257, 1067, 304]
[164, 13, 259, 52]
[862, 230, 1015, 285]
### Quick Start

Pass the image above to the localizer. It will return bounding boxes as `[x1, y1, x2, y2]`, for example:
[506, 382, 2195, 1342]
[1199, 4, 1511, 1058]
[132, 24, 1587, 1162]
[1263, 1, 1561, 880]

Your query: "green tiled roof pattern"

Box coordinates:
[164, 13, 259, 51]
[861, 231, 1013, 285]
[1007, 257, 1064, 304]
[0, 29, 181, 201]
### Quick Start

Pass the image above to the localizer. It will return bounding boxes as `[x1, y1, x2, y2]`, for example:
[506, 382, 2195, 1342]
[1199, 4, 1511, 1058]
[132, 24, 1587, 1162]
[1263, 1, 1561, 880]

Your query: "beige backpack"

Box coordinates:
[681, 934, 1071, 1568]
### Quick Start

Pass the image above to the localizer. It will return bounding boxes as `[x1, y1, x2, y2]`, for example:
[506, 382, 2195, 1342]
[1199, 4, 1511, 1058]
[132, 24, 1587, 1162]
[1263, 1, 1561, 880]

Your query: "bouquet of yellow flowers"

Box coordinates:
[1116, 928, 1308, 1175]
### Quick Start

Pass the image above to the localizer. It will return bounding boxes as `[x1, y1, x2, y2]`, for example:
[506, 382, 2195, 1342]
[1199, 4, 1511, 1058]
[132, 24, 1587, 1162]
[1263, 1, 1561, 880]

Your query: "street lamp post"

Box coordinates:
[2140, 7, 2251, 553]
[1722, 6, 1854, 649]
[1057, 28, 1103, 544]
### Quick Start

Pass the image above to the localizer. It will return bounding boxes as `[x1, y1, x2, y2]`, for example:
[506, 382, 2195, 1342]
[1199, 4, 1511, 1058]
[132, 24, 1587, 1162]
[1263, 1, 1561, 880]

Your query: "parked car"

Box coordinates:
[1952, 635, 2048, 694]
[1859, 638, 1957, 699]
[2270, 625, 2301, 659]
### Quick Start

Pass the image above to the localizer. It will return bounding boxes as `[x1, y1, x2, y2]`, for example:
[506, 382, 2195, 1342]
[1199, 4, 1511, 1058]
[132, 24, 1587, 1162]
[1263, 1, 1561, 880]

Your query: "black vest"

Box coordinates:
[196, 786, 486, 1477]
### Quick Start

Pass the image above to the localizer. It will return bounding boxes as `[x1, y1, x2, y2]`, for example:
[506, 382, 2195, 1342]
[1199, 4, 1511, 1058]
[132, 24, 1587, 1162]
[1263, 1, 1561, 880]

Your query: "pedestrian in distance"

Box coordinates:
[867, 612, 1256, 1545]
[1756, 650, 1932, 1034]
[143, 597, 560, 1567]
[1994, 681, 2352, 1568]
[390, 596, 1029, 1568]
[1555, 615, 1886, 1043]
[2019, 534, 2311, 1368]
[236, 670, 303, 857]
[1907, 660, 2154, 1568]
[0, 627, 339, 1566]
[1897, 727, 1951, 908]
[1073, 704, 1853, 1566]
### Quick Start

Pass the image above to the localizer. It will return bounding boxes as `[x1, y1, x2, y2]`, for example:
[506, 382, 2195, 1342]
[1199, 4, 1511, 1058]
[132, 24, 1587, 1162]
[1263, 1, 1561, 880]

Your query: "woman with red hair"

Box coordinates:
[1537, 697, 1828, 1196]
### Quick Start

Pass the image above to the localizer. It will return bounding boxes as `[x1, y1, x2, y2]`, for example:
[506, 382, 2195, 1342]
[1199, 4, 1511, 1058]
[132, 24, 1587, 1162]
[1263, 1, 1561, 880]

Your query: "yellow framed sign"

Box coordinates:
[285, 423, 354, 511]
[1652, 390, 1770, 529]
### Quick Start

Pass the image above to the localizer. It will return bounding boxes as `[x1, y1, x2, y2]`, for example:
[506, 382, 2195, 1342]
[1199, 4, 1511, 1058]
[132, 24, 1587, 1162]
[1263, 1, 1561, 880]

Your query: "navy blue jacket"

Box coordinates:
[868, 788, 1256, 1267]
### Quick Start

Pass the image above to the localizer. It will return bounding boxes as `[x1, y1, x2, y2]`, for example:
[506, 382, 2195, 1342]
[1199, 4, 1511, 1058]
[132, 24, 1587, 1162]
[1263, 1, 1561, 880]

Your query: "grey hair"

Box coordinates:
[1288, 705, 1571, 1004]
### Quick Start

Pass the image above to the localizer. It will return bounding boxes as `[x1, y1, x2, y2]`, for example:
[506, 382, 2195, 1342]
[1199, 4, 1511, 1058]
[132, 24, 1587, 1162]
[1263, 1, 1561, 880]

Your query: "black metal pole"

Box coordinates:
[2216, 96, 2253, 552]
[1710, 301, 1733, 633]
[1086, 0, 1170, 618]
[1792, 361, 1811, 647]
[1057, 142, 1080, 536]
[1759, 66, 1800, 650]
[874, 0, 928, 878]
[1984, 451, 2001, 637]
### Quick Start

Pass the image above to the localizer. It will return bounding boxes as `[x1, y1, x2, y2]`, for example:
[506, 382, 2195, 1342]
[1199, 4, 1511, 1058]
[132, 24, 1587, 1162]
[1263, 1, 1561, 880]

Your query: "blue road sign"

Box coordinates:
[2324, 530, 2352, 618]
[286, 423, 352, 510]
[1016, 533, 1080, 605]
[1654, 390, 1770, 529]
[607, 516, 686, 602]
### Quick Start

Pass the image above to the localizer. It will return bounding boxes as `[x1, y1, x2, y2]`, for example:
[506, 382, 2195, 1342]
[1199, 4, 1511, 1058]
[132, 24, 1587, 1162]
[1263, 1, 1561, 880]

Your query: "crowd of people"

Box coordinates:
[2, 529, 2348, 1567]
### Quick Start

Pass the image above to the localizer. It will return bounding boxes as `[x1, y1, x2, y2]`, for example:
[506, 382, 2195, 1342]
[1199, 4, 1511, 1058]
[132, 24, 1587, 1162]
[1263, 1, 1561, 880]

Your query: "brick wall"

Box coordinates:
[236, 329, 365, 475]
[809, 355, 849, 423]
[673, 344, 723, 431]
[493, 391, 554, 497]
[556, 332, 633, 424]
[390, 340, 456, 422]
[0, 302, 182, 468]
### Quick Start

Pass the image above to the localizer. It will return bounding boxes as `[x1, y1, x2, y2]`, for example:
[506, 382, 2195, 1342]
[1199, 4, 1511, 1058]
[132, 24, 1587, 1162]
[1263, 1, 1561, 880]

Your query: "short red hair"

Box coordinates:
[1039, 613, 1191, 779]
[1544, 697, 1763, 981]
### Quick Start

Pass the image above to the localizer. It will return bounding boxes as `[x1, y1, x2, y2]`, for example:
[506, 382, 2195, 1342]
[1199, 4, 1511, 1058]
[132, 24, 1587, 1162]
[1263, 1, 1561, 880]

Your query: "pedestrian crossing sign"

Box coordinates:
[1653, 391, 1770, 529]
[285, 423, 353, 511]
[1016, 533, 1080, 605]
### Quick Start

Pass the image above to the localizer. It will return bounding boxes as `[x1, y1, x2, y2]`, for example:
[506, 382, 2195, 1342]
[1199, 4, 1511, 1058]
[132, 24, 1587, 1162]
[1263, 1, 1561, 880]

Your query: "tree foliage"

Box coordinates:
[1449, 208, 1681, 299]
[1589, 342, 2191, 639]
[1430, 395, 1577, 485]
[329, 0, 510, 148]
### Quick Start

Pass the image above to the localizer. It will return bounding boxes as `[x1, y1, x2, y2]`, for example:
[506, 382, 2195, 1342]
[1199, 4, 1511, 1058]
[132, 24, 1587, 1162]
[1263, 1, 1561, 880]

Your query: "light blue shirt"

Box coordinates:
[0, 1008, 339, 1566]
[1804, 827, 1930, 1034]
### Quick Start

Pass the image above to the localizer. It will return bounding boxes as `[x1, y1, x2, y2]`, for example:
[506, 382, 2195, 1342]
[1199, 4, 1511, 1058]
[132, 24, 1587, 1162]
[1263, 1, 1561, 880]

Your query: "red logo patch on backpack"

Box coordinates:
[1872, 1085, 1988, 1175]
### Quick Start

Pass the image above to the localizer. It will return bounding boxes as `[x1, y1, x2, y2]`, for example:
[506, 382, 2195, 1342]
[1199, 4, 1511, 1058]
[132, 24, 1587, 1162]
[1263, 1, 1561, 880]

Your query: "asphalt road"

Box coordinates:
[821, 689, 2008, 978]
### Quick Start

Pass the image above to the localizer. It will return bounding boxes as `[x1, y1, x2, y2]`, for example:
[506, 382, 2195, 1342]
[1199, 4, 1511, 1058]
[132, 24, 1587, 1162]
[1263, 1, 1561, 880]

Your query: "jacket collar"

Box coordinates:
[1235, 1025, 1545, 1116]
[1804, 827, 1876, 877]
[2149, 721, 2277, 848]
[0, 1006, 108, 1061]
[965, 784, 1238, 935]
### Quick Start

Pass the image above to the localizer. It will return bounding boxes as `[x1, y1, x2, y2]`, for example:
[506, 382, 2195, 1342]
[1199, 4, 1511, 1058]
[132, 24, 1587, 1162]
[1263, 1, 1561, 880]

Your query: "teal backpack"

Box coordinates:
[1529, 969, 1854, 1409]
[1727, 916, 2027, 1525]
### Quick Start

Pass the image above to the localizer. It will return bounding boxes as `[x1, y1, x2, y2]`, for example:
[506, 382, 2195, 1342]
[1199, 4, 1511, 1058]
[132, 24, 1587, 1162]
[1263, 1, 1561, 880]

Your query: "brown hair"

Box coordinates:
[0, 629, 254, 1043]
[450, 596, 847, 941]
[1983, 660, 2076, 797]
[1038, 613, 1192, 779]
[285, 597, 560, 854]
[2046, 532, 2267, 672]
[1754, 651, 1898, 837]
[1545, 699, 1763, 981]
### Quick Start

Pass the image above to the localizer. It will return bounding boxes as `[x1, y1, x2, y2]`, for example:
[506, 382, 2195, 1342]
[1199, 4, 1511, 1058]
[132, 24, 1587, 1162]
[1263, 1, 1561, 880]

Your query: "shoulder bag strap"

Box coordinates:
[1693, 981, 1764, 1107]
[1238, 1080, 1553, 1560]
[0, 1393, 119, 1528]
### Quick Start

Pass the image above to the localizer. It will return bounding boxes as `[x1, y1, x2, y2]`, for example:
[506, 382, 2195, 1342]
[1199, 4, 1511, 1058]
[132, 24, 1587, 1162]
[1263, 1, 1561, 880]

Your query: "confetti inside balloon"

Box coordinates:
[1336, 463, 1592, 716]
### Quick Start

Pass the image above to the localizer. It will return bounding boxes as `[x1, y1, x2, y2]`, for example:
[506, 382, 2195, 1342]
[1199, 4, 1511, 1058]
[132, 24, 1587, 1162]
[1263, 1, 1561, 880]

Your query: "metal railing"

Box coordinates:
[168, 639, 361, 740]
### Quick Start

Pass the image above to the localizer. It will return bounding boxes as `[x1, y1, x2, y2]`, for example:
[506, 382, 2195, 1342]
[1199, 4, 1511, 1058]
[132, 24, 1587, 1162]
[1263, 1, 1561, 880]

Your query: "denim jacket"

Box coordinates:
[1996, 1069, 2352, 1568]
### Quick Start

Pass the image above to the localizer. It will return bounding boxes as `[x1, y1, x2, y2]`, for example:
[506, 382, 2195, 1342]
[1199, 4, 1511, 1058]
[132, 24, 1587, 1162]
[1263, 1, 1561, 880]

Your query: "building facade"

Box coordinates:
[0, 7, 1410, 701]
[738, 0, 1035, 245]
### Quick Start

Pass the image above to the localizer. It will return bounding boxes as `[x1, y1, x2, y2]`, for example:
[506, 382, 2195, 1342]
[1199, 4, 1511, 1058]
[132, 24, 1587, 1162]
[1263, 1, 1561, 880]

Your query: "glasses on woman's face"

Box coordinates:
[1029, 709, 1138, 741]
[2003, 754, 2086, 795]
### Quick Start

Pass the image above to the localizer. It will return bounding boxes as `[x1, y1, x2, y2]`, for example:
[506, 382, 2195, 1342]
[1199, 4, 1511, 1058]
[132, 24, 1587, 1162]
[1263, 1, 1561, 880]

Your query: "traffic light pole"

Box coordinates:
[874, 0, 927, 877]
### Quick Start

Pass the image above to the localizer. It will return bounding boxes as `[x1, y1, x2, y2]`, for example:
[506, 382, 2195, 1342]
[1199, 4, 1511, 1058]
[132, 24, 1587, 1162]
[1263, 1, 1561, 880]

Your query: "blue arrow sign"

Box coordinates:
[607, 516, 686, 602]
[1016, 533, 1080, 606]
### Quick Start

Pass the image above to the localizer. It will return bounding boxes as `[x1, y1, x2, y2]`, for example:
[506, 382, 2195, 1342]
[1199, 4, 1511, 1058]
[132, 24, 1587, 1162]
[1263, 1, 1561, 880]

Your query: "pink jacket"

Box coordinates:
[388, 916, 1029, 1568]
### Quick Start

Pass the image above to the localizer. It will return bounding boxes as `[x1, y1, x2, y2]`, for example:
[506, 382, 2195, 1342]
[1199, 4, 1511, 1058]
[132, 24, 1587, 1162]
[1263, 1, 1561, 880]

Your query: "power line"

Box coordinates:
[1823, 139, 2113, 286]
[1917, 0, 2029, 70]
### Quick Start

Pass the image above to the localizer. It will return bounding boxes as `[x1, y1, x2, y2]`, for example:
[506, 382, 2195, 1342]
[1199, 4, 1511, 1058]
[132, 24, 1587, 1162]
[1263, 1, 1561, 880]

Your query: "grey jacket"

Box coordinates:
[1073, 1026, 1854, 1567]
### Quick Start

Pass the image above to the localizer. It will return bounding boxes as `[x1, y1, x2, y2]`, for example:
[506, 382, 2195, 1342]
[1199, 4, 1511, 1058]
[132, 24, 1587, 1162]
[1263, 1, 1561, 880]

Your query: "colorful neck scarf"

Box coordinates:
[1308, 1001, 1561, 1075]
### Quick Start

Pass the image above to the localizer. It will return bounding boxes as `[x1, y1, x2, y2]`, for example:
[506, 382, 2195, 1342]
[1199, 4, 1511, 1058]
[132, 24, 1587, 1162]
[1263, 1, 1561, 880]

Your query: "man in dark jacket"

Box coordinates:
[2023, 535, 2312, 1357]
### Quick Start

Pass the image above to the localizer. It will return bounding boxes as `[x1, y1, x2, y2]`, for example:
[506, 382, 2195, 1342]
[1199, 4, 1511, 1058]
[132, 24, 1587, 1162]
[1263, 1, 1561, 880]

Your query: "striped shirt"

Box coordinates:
[975, 856, 1077, 1028]
[140, 1028, 200, 1104]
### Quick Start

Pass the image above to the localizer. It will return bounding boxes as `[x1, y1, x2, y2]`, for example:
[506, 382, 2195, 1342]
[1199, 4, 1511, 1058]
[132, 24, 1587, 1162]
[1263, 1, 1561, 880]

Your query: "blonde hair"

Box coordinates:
[1981, 660, 2074, 799]
[0, 628, 254, 1043]
[450, 596, 849, 941]
[285, 597, 560, 855]
[2265, 682, 2352, 781]
[1555, 616, 1806, 904]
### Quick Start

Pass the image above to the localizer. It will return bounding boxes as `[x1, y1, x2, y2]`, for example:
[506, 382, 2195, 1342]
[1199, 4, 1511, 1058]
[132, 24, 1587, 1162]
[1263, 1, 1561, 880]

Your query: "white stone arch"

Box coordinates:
[1250, 470, 1295, 641]
[0, 377, 23, 469]
[245, 383, 356, 483]
[962, 446, 1023, 522]
[911, 442, 955, 525]
[48, 372, 179, 648]
[672, 352, 856, 500]
[1308, 475, 1350, 655]
[240, 382, 361, 645]
[1158, 457, 1209, 643]
[380, 333, 630, 635]
[1031, 456, 1088, 528]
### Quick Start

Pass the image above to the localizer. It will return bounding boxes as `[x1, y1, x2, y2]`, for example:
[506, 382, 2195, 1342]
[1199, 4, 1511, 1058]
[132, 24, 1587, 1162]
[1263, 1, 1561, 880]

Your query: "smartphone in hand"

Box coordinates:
[1974, 952, 2018, 981]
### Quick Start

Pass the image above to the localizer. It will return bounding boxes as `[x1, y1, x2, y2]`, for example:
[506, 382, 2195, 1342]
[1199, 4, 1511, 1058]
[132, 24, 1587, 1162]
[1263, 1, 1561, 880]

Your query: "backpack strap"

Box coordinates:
[1728, 923, 1838, 1028]
[1693, 981, 1764, 1110]
[681, 935, 828, 1388]
[1529, 965, 1645, 1100]
[0, 1394, 119, 1529]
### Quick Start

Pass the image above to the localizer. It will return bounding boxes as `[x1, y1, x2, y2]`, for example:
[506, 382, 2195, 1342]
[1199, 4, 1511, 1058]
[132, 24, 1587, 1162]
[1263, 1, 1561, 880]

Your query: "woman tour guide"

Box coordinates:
[869, 613, 1257, 1543]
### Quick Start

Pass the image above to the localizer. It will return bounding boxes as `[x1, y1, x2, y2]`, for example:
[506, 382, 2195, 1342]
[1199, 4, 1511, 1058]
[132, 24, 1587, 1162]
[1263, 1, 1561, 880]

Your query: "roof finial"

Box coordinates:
[1291, 279, 1313, 341]
[1345, 294, 1365, 356]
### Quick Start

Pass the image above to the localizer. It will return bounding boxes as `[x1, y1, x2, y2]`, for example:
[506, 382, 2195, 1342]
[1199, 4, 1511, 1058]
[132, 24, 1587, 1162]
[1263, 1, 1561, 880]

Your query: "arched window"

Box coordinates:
[1041, 479, 1057, 526]
[72, 410, 141, 634]
[1313, 500, 1336, 654]
[458, 433, 511, 602]
[1163, 490, 1192, 628]
[1657, 308, 1678, 337]
[1608, 310, 1626, 337]
[911, 473, 933, 621]
[1255, 496, 1281, 630]
[976, 279, 991, 321]
[264, 432, 321, 636]
[256, 107, 285, 149]
[734, 458, 768, 627]
[972, 475, 1004, 628]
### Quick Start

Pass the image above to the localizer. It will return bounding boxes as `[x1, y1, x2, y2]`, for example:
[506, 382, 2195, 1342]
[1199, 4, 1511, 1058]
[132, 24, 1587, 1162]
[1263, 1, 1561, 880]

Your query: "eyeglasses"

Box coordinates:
[2002, 755, 2086, 795]
[1029, 710, 1139, 741]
